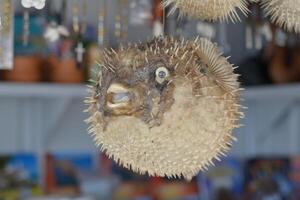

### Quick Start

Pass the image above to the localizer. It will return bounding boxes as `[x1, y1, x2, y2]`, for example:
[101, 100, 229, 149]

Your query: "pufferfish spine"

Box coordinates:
[261, 0, 300, 33]
[163, 0, 248, 22]
[85, 37, 243, 180]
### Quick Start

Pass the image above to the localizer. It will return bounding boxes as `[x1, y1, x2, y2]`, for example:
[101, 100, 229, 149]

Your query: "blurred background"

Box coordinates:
[1, 0, 300, 199]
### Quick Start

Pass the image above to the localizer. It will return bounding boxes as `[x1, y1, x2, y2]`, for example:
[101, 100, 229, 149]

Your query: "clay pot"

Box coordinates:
[47, 55, 84, 84]
[1, 56, 43, 83]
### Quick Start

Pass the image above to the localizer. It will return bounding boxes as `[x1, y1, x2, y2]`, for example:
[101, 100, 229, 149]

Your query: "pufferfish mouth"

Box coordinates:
[106, 83, 131, 109]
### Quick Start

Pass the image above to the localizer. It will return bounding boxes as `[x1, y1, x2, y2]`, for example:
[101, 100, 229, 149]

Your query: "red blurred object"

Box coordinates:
[152, 0, 163, 24]
[44, 153, 80, 196]
[45, 154, 56, 194]
[150, 177, 199, 200]
[47, 55, 84, 83]
[1, 56, 43, 82]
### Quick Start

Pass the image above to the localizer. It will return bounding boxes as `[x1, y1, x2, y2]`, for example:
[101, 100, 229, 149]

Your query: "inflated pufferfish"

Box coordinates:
[163, 0, 248, 22]
[262, 0, 300, 33]
[85, 37, 243, 180]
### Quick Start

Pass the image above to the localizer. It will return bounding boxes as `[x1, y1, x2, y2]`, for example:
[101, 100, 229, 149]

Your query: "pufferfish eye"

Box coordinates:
[155, 67, 170, 84]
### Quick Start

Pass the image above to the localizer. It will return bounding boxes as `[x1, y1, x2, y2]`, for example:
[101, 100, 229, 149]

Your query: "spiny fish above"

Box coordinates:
[163, 0, 300, 34]
[163, 0, 249, 22]
[85, 37, 243, 180]
[261, 0, 300, 33]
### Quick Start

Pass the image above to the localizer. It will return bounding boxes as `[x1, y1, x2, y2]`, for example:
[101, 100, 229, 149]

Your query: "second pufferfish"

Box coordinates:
[163, 0, 249, 22]
[164, 0, 300, 34]
[85, 37, 243, 180]
[261, 0, 300, 33]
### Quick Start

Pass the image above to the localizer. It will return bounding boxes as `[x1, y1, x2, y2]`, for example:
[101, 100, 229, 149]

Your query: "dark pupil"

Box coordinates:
[158, 71, 166, 78]
[199, 66, 207, 74]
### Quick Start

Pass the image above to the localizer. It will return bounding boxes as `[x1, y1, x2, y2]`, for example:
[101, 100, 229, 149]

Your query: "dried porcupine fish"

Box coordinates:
[261, 0, 300, 33]
[163, 0, 248, 22]
[85, 37, 243, 180]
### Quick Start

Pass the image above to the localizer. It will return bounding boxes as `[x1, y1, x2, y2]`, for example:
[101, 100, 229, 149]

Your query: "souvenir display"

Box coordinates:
[97, 1, 107, 47]
[71, 0, 87, 67]
[267, 32, 300, 84]
[85, 37, 242, 180]
[246, 3, 262, 49]
[14, 13, 46, 55]
[21, 0, 46, 46]
[2, 11, 46, 82]
[0, 154, 42, 199]
[22, 11, 30, 46]
[217, 23, 231, 54]
[290, 157, 300, 197]
[74, 42, 85, 64]
[245, 2, 272, 50]
[128, 0, 152, 26]
[81, 0, 88, 35]
[48, 57, 84, 83]
[41, 0, 83, 83]
[43, 0, 69, 43]
[114, 3, 122, 41]
[244, 158, 293, 200]
[2, 55, 43, 82]
[72, 0, 80, 35]
[196, 21, 216, 39]
[44, 22, 69, 43]
[21, 0, 46, 10]
[199, 158, 244, 199]
[45, 153, 94, 196]
[0, 0, 13, 69]
[115, 0, 129, 43]
[120, 0, 129, 42]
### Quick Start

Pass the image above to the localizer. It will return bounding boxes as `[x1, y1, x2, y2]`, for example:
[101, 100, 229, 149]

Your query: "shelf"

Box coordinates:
[0, 82, 87, 98]
[0, 82, 300, 100]
[243, 83, 300, 101]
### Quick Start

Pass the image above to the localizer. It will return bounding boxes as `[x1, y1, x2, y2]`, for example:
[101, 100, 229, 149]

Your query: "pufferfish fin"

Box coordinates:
[195, 38, 240, 92]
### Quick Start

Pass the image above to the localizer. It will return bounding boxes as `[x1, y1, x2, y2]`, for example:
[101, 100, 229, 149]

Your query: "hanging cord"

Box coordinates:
[162, 3, 166, 36]
[72, 0, 80, 34]
[23, 11, 30, 46]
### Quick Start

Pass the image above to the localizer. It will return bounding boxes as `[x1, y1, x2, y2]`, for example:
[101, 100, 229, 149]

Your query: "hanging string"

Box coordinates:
[72, 0, 80, 34]
[162, 2, 166, 36]
[23, 11, 30, 46]
[98, 0, 106, 47]
[81, 0, 88, 35]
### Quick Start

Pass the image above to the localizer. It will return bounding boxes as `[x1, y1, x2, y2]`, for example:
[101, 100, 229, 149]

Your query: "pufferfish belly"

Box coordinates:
[85, 37, 243, 180]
